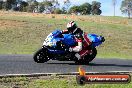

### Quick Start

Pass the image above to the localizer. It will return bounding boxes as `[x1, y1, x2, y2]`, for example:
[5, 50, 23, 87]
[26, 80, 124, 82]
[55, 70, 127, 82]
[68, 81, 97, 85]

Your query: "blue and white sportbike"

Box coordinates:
[33, 30, 105, 64]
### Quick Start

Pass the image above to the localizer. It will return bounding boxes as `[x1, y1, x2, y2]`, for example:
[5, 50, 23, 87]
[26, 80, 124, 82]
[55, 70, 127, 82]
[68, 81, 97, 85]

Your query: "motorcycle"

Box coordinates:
[33, 29, 105, 64]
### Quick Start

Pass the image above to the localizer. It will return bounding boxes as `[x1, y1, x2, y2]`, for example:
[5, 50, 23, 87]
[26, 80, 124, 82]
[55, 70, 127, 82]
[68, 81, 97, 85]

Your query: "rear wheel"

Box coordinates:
[84, 48, 97, 63]
[33, 48, 49, 63]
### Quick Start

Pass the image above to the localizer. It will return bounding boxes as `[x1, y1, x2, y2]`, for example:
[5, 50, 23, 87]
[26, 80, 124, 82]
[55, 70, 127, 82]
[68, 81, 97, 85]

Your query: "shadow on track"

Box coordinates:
[89, 63, 132, 67]
[47, 62, 132, 67]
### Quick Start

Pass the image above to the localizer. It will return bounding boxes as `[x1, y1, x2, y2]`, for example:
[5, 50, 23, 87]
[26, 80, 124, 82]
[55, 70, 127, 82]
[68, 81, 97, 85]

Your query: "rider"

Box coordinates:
[61, 21, 92, 60]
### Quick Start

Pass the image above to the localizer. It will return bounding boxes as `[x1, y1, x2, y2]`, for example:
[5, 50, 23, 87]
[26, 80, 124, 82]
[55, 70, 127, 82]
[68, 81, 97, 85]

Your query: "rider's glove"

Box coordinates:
[101, 36, 105, 42]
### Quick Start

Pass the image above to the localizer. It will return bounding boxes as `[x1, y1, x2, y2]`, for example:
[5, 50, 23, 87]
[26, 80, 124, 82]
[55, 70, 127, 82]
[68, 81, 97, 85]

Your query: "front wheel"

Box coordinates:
[33, 48, 49, 63]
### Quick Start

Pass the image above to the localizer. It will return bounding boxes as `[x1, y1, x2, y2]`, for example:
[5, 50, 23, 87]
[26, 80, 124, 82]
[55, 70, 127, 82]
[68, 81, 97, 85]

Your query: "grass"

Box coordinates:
[0, 11, 132, 59]
[0, 75, 131, 88]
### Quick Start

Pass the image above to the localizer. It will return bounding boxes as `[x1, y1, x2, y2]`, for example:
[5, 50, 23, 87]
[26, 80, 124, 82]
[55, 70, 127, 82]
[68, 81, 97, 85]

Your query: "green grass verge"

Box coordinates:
[0, 12, 132, 59]
[0, 75, 131, 88]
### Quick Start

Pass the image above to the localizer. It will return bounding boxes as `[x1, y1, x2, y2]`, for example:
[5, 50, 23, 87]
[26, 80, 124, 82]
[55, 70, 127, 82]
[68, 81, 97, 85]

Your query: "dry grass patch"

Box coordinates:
[0, 19, 27, 29]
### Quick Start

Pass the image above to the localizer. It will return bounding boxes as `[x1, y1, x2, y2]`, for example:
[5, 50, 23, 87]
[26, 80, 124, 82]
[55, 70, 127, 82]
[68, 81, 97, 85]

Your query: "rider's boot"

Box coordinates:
[75, 53, 81, 60]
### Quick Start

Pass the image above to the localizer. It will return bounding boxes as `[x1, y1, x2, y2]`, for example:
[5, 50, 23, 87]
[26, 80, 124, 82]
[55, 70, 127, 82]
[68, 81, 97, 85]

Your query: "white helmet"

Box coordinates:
[67, 21, 77, 32]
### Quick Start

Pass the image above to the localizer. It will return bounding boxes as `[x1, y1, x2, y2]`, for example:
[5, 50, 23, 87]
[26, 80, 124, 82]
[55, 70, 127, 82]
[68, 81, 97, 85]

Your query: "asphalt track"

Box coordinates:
[0, 55, 132, 75]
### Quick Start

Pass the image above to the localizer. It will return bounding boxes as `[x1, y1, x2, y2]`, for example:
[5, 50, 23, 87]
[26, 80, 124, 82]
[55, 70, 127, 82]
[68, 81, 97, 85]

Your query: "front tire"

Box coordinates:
[33, 48, 49, 63]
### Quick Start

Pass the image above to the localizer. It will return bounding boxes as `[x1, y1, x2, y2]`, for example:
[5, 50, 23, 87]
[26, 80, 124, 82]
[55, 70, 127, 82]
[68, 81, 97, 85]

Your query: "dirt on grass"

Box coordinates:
[0, 11, 130, 25]
[0, 19, 27, 29]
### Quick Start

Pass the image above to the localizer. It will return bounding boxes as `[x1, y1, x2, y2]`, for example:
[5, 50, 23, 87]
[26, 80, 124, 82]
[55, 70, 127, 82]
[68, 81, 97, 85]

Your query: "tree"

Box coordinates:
[0, 1, 3, 10]
[6, 0, 16, 9]
[27, 0, 35, 5]
[120, 0, 132, 19]
[112, 0, 117, 16]
[80, 3, 91, 15]
[91, 1, 102, 15]
[68, 5, 81, 14]
[38, 0, 59, 13]
[27, 0, 38, 12]
[68, 2, 91, 15]
[19, 1, 29, 12]
[38, 2, 45, 13]
[62, 0, 71, 14]
[52, 0, 60, 9]
[1, 0, 16, 10]
[40, 0, 54, 13]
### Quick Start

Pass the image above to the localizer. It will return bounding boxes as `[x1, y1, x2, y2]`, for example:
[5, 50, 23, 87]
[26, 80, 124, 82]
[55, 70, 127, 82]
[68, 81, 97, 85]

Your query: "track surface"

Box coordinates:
[0, 55, 132, 75]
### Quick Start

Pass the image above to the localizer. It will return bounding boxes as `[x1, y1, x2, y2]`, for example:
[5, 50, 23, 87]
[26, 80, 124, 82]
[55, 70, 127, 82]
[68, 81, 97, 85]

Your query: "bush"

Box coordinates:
[54, 8, 63, 14]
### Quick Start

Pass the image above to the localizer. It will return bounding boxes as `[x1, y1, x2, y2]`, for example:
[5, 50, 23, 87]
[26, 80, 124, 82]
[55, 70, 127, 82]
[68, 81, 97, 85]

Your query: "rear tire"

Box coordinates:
[84, 48, 97, 63]
[33, 48, 49, 63]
